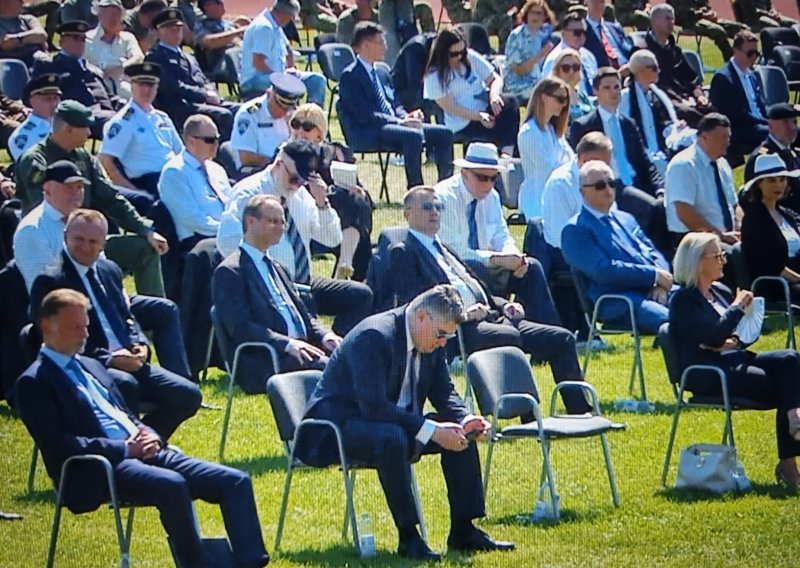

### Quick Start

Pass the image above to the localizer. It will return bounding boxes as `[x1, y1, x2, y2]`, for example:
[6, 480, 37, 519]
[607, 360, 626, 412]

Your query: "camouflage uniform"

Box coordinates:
[440, 0, 472, 25]
[734, 0, 797, 31]
[379, 1, 435, 65]
[668, 0, 747, 61]
[609, 0, 652, 31]
[300, 0, 343, 33]
[473, 0, 522, 52]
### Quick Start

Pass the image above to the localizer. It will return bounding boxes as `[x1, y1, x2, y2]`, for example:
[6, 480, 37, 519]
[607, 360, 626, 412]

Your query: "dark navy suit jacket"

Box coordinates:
[569, 108, 664, 195]
[145, 42, 211, 112]
[709, 60, 768, 129]
[583, 19, 633, 68]
[16, 354, 156, 513]
[30, 252, 148, 368]
[299, 307, 468, 466]
[33, 52, 121, 112]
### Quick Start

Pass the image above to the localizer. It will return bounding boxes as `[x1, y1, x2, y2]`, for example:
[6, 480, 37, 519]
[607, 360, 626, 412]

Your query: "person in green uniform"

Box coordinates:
[668, 0, 747, 61]
[734, 0, 797, 31]
[14, 101, 169, 297]
[472, 0, 523, 52]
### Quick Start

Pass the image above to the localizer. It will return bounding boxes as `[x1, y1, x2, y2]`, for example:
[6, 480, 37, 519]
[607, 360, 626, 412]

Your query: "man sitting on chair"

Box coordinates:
[16, 288, 270, 568]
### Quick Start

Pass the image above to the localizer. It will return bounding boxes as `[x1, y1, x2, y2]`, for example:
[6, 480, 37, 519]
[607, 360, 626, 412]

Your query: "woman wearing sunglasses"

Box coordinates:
[288, 103, 374, 281]
[423, 28, 520, 156]
[550, 48, 593, 123]
[502, 0, 556, 103]
[741, 154, 800, 303]
[670, 231, 800, 489]
[517, 76, 574, 219]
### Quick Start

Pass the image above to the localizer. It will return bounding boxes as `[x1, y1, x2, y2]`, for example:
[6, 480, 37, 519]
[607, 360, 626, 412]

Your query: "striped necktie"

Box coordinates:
[281, 196, 311, 284]
[371, 67, 394, 117]
[598, 23, 619, 68]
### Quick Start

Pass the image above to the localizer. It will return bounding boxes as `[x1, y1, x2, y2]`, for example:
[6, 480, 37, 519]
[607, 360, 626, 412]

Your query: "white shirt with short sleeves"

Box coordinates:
[230, 93, 291, 169]
[240, 9, 288, 85]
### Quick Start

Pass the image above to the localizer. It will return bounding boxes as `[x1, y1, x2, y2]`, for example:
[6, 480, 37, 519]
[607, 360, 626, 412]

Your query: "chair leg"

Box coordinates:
[630, 330, 647, 401]
[273, 459, 295, 552]
[600, 434, 620, 507]
[27, 444, 38, 494]
[410, 467, 427, 542]
[217, 372, 236, 461]
[786, 308, 796, 350]
[660, 403, 683, 486]
[341, 470, 357, 540]
[108, 484, 131, 568]
[722, 406, 735, 449]
[200, 326, 215, 383]
[124, 507, 135, 550]
[539, 438, 560, 520]
[482, 436, 496, 497]
[377, 153, 390, 204]
[340, 465, 360, 555]
[45, 498, 64, 568]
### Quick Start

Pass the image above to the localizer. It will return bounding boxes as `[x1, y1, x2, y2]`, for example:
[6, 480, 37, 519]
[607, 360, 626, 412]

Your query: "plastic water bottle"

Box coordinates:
[358, 513, 376, 558]
[530, 482, 560, 522]
[613, 399, 655, 413]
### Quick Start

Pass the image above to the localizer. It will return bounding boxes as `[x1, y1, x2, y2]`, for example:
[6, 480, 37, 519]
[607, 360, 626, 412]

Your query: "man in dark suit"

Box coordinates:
[584, 0, 633, 69]
[32, 20, 124, 137]
[16, 288, 269, 568]
[338, 21, 453, 189]
[298, 285, 514, 561]
[562, 160, 673, 333]
[744, 103, 800, 213]
[212, 194, 341, 394]
[709, 30, 768, 153]
[145, 8, 238, 140]
[391, 186, 591, 414]
[30, 209, 201, 440]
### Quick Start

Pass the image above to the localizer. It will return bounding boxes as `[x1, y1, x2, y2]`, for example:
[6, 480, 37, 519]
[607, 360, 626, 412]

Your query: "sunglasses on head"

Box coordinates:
[419, 201, 445, 211]
[448, 48, 467, 58]
[470, 171, 499, 183]
[290, 118, 316, 132]
[192, 134, 220, 144]
[559, 63, 582, 73]
[582, 179, 615, 191]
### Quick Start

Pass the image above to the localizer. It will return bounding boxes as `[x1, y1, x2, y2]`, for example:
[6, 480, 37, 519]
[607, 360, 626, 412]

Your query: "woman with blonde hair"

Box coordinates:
[503, 0, 556, 102]
[289, 103, 374, 281]
[517, 76, 574, 219]
[550, 48, 592, 123]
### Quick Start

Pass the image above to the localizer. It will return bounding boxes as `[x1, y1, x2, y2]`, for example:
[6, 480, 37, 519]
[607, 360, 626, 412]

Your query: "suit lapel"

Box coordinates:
[241, 249, 280, 311]
[40, 355, 103, 433]
[727, 61, 748, 108]
[407, 234, 449, 285]
[588, 210, 640, 261]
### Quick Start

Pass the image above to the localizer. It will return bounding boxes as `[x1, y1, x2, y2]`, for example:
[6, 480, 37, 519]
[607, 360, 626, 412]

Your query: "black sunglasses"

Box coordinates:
[566, 28, 586, 36]
[470, 171, 499, 183]
[448, 48, 467, 58]
[745, 49, 760, 58]
[582, 179, 615, 191]
[192, 134, 220, 144]
[559, 63, 582, 73]
[548, 92, 570, 105]
[290, 119, 317, 132]
[420, 202, 445, 211]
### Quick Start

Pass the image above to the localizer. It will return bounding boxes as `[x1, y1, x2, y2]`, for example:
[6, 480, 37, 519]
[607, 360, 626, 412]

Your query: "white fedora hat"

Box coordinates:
[453, 142, 507, 171]
[742, 153, 800, 192]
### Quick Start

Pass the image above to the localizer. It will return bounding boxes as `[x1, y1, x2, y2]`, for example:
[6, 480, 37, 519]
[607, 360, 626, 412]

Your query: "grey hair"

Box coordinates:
[579, 160, 613, 187]
[403, 185, 437, 208]
[650, 3, 674, 19]
[576, 131, 612, 157]
[673, 232, 719, 287]
[183, 114, 217, 137]
[629, 49, 658, 75]
[409, 284, 466, 324]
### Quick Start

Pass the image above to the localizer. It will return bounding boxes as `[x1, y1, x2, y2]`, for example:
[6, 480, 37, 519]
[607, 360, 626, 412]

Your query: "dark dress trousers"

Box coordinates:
[709, 60, 768, 152]
[211, 249, 330, 393]
[30, 252, 201, 440]
[16, 354, 269, 568]
[390, 232, 590, 414]
[297, 308, 485, 531]
[669, 284, 800, 459]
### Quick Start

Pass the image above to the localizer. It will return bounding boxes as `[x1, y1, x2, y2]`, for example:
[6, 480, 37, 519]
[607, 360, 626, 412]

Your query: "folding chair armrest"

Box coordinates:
[292, 418, 348, 469]
[491, 393, 542, 433]
[679, 365, 728, 405]
[752, 275, 790, 304]
[593, 294, 637, 329]
[550, 381, 602, 416]
[231, 341, 281, 378]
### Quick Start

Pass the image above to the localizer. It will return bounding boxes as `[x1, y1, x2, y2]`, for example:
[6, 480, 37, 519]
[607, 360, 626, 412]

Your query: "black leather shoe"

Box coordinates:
[398, 534, 442, 562]
[447, 528, 515, 552]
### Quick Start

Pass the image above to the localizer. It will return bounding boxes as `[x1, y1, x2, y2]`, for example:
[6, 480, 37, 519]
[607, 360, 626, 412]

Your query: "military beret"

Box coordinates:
[57, 20, 91, 35]
[152, 7, 185, 28]
[55, 100, 95, 128]
[269, 72, 306, 105]
[25, 73, 62, 99]
[767, 102, 800, 120]
[125, 62, 161, 83]
[44, 160, 88, 184]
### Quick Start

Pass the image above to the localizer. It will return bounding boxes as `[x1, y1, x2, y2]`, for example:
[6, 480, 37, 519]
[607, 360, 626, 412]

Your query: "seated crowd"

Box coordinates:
[3, 0, 800, 563]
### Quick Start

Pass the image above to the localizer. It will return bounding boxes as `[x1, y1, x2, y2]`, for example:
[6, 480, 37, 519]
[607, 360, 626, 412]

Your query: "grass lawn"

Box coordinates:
[2, 35, 798, 567]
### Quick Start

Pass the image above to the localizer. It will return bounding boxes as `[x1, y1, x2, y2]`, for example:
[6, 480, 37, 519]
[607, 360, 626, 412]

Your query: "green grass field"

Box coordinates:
[2, 34, 798, 567]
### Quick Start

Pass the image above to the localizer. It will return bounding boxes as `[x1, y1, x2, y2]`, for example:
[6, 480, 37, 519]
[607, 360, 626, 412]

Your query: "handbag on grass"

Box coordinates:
[675, 444, 751, 493]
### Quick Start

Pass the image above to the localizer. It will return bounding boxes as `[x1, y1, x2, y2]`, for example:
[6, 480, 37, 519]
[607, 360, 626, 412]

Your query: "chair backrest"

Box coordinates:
[772, 45, 800, 80]
[0, 59, 29, 100]
[266, 370, 323, 442]
[215, 140, 240, 181]
[455, 23, 493, 56]
[313, 33, 337, 52]
[761, 26, 800, 62]
[657, 322, 682, 387]
[682, 49, 703, 79]
[466, 346, 539, 419]
[209, 305, 232, 370]
[366, 226, 408, 312]
[570, 268, 595, 318]
[316, 43, 356, 83]
[755, 65, 790, 105]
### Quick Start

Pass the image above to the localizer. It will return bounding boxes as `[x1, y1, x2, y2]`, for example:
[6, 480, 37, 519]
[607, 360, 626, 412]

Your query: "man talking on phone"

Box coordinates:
[298, 285, 515, 561]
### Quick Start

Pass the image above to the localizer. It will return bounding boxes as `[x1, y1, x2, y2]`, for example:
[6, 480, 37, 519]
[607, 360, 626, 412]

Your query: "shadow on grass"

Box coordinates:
[277, 543, 475, 566]
[482, 507, 602, 529]
[657, 482, 797, 503]
[221, 454, 288, 477]
[14, 488, 54, 505]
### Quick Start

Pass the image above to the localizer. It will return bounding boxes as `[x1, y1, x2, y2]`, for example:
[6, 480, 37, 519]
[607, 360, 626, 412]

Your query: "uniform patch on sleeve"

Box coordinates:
[237, 119, 249, 134]
[15, 135, 27, 149]
[123, 107, 135, 121]
[108, 123, 122, 139]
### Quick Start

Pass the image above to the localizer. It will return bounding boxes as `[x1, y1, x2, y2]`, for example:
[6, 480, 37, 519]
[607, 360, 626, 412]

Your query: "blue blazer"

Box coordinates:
[298, 307, 468, 466]
[32, 53, 120, 112]
[709, 60, 768, 129]
[569, 108, 663, 196]
[145, 42, 210, 114]
[583, 20, 633, 68]
[30, 252, 148, 368]
[16, 354, 156, 513]
[337, 59, 406, 149]
[562, 207, 669, 321]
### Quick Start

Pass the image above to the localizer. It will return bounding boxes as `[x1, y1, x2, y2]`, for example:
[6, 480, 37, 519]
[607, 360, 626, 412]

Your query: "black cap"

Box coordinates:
[55, 100, 95, 127]
[152, 8, 184, 28]
[125, 62, 161, 83]
[57, 20, 91, 35]
[139, 0, 167, 15]
[44, 160, 88, 184]
[25, 73, 61, 99]
[269, 72, 306, 104]
[767, 102, 800, 120]
[281, 139, 321, 181]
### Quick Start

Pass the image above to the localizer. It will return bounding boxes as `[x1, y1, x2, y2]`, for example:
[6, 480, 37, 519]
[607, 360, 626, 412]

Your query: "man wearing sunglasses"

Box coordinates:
[299, 285, 515, 560]
[542, 12, 598, 95]
[562, 160, 673, 334]
[230, 71, 306, 170]
[709, 30, 768, 152]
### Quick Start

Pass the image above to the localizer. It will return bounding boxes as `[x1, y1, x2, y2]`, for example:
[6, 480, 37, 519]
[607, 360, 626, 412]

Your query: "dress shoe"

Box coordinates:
[398, 534, 441, 562]
[788, 408, 800, 441]
[447, 528, 515, 552]
[775, 462, 800, 490]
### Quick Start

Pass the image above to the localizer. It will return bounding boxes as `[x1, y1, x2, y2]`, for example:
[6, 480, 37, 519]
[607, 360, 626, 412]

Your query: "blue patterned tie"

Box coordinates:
[281, 197, 311, 284]
[608, 114, 634, 186]
[710, 161, 734, 231]
[86, 267, 129, 347]
[467, 199, 479, 250]
[371, 67, 394, 117]
[262, 256, 307, 336]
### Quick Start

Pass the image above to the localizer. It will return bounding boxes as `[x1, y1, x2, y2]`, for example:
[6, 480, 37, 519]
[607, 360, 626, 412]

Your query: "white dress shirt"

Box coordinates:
[13, 201, 66, 291]
[517, 119, 574, 219]
[665, 143, 737, 233]
[8, 113, 51, 161]
[85, 25, 144, 99]
[730, 59, 764, 120]
[216, 166, 343, 277]
[434, 173, 519, 265]
[159, 150, 231, 240]
[230, 93, 291, 169]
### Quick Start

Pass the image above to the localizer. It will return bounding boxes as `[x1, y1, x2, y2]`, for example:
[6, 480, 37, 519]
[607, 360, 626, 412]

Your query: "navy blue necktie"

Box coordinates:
[86, 267, 129, 347]
[710, 161, 734, 231]
[281, 197, 311, 284]
[467, 199, 479, 250]
[371, 67, 394, 117]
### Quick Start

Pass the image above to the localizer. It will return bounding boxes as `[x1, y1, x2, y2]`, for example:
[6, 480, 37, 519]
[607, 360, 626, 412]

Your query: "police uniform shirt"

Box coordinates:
[8, 113, 52, 161]
[99, 100, 184, 178]
[230, 94, 290, 169]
